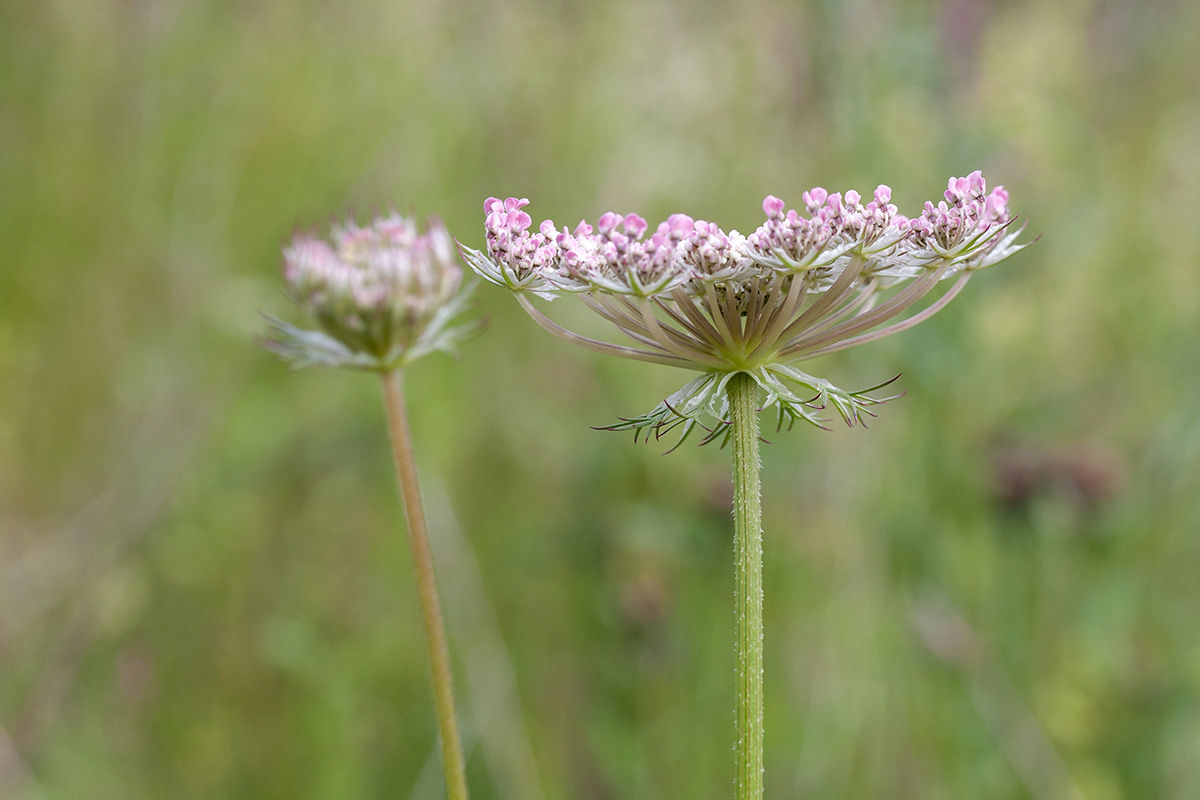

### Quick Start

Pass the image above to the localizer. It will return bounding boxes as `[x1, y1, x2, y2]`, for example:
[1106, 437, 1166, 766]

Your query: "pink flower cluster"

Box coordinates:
[749, 184, 906, 268]
[471, 171, 1017, 301]
[906, 171, 1011, 254]
[475, 199, 748, 298]
[556, 211, 733, 295]
[481, 197, 750, 296]
[283, 214, 462, 355]
[749, 171, 1013, 276]
[483, 198, 559, 293]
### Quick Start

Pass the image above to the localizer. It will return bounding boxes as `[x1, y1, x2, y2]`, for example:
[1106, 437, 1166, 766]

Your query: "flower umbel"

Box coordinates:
[266, 213, 479, 371]
[461, 173, 1028, 443]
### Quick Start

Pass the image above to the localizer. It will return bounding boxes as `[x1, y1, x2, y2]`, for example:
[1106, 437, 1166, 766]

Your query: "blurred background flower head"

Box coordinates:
[266, 213, 478, 371]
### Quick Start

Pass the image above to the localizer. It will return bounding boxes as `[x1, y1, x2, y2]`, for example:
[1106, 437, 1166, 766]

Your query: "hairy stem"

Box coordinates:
[728, 371, 764, 800]
[381, 370, 469, 800]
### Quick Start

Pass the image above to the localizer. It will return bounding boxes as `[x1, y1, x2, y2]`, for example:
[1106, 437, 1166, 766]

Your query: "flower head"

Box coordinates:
[460, 173, 1028, 445]
[265, 213, 480, 371]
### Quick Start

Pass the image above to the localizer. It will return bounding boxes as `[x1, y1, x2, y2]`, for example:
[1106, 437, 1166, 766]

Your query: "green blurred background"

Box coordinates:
[3, 0, 1199, 798]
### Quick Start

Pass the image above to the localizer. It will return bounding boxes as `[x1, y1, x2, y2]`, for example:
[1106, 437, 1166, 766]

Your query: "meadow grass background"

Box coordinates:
[3, 0, 1200, 798]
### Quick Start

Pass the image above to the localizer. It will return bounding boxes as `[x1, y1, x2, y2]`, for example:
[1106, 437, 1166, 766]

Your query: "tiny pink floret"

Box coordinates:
[985, 186, 1009, 221]
[667, 214, 695, 237]
[508, 209, 532, 231]
[802, 187, 828, 211]
[624, 214, 648, 239]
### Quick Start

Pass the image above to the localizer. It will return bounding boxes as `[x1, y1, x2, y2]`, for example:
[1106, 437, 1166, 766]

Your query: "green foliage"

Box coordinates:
[3, 0, 1200, 798]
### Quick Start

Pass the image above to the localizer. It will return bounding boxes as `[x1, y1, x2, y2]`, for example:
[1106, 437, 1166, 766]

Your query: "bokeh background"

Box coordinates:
[3, 0, 1199, 798]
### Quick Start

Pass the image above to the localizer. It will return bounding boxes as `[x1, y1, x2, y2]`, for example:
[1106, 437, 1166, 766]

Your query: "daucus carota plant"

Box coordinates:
[265, 213, 480, 800]
[460, 172, 1028, 799]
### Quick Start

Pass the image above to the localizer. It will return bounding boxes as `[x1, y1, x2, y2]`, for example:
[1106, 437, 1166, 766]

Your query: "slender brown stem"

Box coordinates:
[380, 370, 469, 800]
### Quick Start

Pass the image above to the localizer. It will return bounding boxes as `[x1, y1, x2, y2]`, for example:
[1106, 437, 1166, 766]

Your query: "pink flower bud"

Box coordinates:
[508, 209, 532, 231]
[985, 186, 1009, 220]
[967, 170, 985, 194]
[624, 214, 648, 238]
[802, 187, 828, 211]
[762, 195, 786, 218]
[668, 213, 695, 237]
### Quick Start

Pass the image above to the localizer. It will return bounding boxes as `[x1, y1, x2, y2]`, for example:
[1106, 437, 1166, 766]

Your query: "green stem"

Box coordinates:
[728, 371, 764, 800]
[380, 370, 469, 800]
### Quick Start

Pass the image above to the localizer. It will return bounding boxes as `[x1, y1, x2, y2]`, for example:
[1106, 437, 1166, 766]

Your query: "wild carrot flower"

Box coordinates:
[460, 172, 1026, 444]
[264, 212, 478, 800]
[266, 213, 478, 371]
[461, 174, 1028, 800]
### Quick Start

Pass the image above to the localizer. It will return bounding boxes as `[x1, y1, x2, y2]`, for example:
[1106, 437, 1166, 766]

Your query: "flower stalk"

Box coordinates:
[264, 212, 480, 800]
[381, 369, 469, 800]
[729, 371, 764, 800]
[463, 173, 1030, 796]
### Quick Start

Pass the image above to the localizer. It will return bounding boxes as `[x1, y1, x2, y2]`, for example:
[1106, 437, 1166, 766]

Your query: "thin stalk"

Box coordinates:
[728, 371, 764, 800]
[515, 294, 692, 368]
[668, 286, 725, 343]
[704, 283, 739, 352]
[380, 370, 469, 800]
[797, 271, 971, 359]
